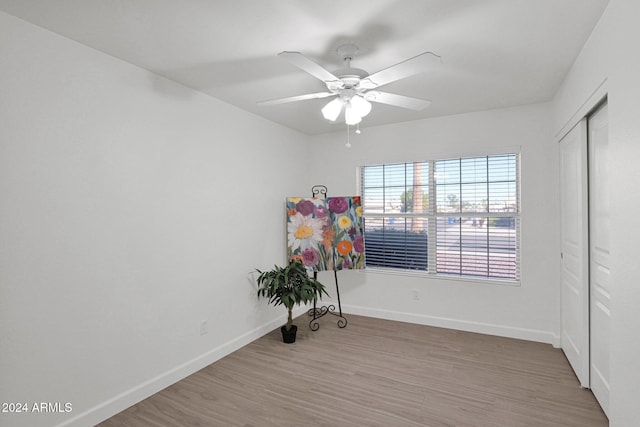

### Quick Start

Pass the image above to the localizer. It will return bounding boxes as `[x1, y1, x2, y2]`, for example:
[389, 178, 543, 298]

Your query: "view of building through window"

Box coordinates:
[361, 154, 519, 280]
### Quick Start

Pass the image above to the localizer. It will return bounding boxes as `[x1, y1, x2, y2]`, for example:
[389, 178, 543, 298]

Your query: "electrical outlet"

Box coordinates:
[199, 319, 208, 335]
[411, 290, 420, 301]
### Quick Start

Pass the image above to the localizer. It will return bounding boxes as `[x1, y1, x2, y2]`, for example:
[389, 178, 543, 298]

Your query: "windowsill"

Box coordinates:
[360, 266, 521, 287]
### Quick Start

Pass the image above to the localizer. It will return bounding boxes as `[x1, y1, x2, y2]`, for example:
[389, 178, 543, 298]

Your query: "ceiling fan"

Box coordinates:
[257, 43, 441, 126]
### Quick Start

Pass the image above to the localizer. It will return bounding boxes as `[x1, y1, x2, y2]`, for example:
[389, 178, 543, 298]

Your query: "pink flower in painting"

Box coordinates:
[328, 197, 348, 214]
[302, 248, 320, 267]
[313, 205, 328, 219]
[296, 200, 315, 216]
[353, 235, 364, 253]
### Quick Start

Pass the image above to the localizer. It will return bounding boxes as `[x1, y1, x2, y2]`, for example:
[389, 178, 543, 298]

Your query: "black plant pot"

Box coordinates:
[280, 325, 297, 343]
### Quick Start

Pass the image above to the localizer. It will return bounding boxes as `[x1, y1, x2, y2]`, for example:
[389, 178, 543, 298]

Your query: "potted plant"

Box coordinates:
[256, 259, 328, 343]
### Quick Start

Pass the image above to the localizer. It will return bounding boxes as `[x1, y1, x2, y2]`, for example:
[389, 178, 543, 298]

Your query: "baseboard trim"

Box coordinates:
[58, 307, 308, 427]
[342, 304, 559, 346]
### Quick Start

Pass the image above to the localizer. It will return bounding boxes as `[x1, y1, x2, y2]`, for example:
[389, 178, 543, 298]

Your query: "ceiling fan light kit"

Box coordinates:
[321, 97, 343, 121]
[258, 43, 441, 129]
[347, 95, 372, 124]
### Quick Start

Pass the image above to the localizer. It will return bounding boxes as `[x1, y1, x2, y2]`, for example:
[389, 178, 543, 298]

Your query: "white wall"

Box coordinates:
[308, 103, 560, 344]
[0, 12, 310, 427]
[606, 1, 640, 425]
[553, 0, 640, 424]
[553, 6, 609, 136]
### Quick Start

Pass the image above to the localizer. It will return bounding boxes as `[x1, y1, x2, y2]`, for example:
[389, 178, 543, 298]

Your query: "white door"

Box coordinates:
[589, 103, 610, 416]
[559, 119, 590, 387]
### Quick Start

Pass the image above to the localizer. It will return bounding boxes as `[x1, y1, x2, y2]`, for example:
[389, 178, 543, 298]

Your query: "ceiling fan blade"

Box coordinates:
[365, 91, 432, 111]
[257, 92, 336, 106]
[278, 51, 342, 85]
[358, 52, 441, 90]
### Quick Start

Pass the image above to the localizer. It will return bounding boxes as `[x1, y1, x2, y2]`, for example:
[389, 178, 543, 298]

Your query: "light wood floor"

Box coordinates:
[99, 314, 607, 427]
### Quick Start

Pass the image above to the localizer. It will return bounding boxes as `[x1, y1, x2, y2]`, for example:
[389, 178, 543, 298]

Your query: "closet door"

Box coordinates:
[559, 119, 590, 387]
[589, 103, 610, 416]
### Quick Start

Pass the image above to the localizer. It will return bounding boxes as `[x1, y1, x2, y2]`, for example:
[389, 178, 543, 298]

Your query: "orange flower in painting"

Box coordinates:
[322, 228, 336, 250]
[289, 255, 303, 263]
[287, 208, 297, 217]
[336, 240, 353, 256]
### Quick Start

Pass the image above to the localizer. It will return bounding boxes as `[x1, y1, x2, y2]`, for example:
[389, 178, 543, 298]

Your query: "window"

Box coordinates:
[361, 154, 519, 281]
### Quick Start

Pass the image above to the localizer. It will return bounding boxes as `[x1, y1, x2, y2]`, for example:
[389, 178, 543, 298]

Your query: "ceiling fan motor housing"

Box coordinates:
[331, 67, 369, 89]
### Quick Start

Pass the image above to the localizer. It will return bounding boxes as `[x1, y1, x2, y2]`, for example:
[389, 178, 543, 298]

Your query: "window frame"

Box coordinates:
[360, 152, 521, 284]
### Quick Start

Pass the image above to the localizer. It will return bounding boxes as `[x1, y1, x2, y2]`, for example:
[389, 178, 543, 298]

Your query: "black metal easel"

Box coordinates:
[307, 185, 347, 330]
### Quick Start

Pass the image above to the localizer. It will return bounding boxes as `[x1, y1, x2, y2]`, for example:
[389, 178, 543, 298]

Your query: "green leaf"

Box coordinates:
[254, 259, 327, 313]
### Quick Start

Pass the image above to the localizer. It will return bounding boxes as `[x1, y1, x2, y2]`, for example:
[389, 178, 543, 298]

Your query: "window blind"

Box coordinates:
[361, 154, 519, 281]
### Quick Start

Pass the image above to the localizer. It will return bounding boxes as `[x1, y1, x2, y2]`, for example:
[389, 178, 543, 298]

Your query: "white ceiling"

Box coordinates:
[0, 0, 608, 135]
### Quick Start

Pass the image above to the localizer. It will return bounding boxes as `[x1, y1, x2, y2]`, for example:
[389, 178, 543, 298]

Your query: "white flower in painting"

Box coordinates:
[288, 212, 324, 251]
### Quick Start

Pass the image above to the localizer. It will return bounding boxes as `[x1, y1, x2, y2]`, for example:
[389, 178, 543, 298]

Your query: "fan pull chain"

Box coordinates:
[346, 124, 351, 148]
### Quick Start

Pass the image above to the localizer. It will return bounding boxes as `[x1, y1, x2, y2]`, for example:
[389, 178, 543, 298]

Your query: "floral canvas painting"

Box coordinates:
[286, 196, 364, 271]
[286, 197, 332, 270]
[327, 196, 365, 270]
